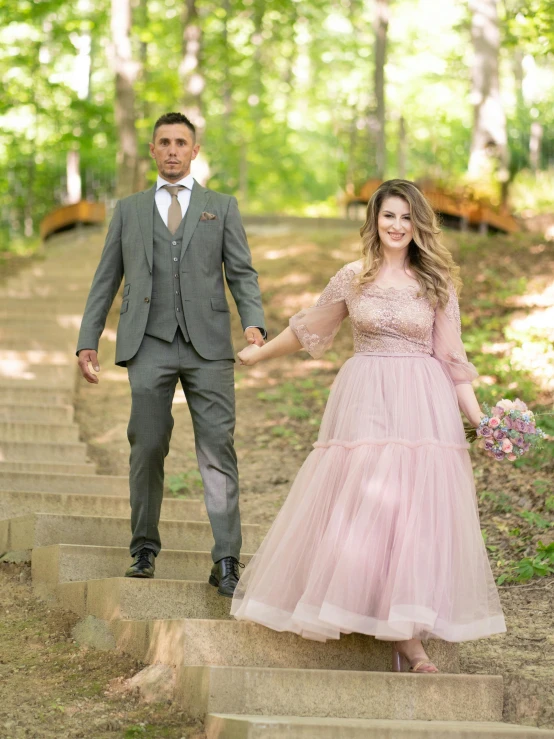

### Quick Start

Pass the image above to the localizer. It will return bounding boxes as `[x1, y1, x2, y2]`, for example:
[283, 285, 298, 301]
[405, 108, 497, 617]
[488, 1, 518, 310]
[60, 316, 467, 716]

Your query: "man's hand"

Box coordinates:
[78, 349, 100, 384]
[244, 327, 264, 347]
[237, 344, 262, 366]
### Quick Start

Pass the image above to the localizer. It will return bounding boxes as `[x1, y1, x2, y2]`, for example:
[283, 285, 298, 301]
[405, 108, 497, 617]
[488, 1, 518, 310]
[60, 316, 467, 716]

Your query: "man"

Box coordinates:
[77, 112, 266, 597]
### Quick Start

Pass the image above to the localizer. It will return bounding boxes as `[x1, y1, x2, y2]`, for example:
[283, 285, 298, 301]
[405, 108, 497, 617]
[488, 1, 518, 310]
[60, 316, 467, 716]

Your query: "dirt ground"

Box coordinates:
[1, 223, 553, 734]
[0, 562, 205, 739]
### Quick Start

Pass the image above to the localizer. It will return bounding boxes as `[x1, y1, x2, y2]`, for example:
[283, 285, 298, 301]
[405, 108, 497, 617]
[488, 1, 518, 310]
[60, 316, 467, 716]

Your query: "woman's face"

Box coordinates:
[377, 196, 413, 251]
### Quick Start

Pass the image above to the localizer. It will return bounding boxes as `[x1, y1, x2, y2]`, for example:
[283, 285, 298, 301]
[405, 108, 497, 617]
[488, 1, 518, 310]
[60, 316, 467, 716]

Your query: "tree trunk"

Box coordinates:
[529, 121, 543, 171]
[180, 0, 205, 134]
[397, 116, 407, 178]
[373, 0, 388, 180]
[66, 151, 82, 204]
[135, 0, 151, 191]
[222, 0, 232, 126]
[111, 0, 139, 199]
[467, 0, 509, 200]
[180, 0, 209, 182]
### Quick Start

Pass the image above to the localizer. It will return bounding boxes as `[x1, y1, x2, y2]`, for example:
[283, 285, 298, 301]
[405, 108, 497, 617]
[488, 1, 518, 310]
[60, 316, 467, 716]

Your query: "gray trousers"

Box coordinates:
[126, 330, 241, 562]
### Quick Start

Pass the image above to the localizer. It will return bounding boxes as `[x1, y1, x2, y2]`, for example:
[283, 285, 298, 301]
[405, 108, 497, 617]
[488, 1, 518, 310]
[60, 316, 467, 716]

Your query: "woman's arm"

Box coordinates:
[238, 326, 302, 365]
[456, 383, 484, 427]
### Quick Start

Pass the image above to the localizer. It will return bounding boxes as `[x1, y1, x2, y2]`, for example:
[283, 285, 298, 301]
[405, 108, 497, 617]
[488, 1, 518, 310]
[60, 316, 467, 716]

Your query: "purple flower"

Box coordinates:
[504, 418, 513, 430]
[481, 426, 493, 437]
[476, 427, 483, 437]
[483, 439, 494, 451]
[491, 406, 504, 417]
[523, 442, 531, 452]
[494, 451, 505, 461]
[493, 429, 506, 440]
[515, 419, 526, 433]
[513, 435, 525, 447]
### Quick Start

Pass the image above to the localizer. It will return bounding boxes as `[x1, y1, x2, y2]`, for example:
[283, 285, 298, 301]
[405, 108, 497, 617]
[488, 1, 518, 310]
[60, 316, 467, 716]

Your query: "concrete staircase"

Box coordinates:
[1, 230, 553, 739]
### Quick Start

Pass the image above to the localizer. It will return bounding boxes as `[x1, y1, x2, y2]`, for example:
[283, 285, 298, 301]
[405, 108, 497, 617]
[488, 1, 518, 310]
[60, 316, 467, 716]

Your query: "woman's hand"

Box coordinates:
[237, 344, 262, 366]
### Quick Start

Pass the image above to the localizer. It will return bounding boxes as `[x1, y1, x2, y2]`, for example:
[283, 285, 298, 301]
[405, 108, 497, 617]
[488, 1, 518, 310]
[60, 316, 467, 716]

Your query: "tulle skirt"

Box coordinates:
[231, 352, 506, 642]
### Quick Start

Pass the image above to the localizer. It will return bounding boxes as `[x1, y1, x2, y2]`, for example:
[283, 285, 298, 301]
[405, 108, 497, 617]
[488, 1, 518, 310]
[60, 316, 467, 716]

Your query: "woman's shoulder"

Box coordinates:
[340, 259, 364, 277]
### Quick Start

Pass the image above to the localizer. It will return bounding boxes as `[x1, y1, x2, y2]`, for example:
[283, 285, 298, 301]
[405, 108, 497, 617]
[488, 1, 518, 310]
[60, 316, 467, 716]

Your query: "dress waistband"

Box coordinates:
[354, 351, 432, 358]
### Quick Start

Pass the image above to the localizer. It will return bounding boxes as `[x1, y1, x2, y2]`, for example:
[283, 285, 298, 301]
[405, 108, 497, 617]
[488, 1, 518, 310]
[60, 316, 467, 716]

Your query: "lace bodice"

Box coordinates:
[289, 261, 477, 385]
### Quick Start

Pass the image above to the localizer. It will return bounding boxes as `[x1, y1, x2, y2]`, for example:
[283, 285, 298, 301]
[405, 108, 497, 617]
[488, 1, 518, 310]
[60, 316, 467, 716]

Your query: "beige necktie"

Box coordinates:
[162, 184, 186, 234]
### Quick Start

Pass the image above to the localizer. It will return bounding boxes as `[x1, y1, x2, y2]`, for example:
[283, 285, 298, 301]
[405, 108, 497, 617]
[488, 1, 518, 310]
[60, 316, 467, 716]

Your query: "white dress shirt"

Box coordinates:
[155, 173, 195, 226]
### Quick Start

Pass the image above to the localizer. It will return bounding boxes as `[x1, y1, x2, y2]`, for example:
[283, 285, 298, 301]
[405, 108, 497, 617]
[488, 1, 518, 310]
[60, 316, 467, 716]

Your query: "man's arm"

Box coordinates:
[76, 201, 125, 383]
[222, 196, 266, 342]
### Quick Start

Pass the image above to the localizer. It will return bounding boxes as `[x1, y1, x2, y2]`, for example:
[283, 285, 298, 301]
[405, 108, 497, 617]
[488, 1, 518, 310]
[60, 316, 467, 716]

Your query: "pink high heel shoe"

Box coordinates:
[392, 644, 439, 673]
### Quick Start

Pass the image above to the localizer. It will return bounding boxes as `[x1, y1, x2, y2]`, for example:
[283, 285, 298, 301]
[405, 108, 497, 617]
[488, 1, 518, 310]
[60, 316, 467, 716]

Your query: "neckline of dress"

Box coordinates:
[370, 282, 419, 293]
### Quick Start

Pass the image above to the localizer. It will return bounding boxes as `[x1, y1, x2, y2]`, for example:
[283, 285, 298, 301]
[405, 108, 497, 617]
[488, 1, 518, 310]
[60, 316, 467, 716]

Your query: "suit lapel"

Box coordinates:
[180, 182, 211, 262]
[137, 184, 156, 271]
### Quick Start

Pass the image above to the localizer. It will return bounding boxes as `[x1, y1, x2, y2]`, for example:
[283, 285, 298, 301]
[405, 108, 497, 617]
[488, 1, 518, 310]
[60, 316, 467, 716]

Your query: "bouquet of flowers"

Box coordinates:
[466, 398, 545, 462]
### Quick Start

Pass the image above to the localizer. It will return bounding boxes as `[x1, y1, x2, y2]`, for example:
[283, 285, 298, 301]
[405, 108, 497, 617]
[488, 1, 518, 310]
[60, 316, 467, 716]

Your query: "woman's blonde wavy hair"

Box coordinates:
[357, 179, 461, 308]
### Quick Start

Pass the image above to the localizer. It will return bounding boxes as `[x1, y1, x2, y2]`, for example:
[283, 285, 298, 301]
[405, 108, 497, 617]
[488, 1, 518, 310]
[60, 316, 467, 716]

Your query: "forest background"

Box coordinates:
[0, 0, 553, 252]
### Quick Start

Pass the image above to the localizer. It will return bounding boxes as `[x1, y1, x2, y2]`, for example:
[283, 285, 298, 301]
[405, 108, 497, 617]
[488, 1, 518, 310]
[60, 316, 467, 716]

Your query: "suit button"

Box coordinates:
[173, 257, 178, 262]
[172, 241, 177, 246]
[174, 274, 178, 278]
[144, 297, 150, 303]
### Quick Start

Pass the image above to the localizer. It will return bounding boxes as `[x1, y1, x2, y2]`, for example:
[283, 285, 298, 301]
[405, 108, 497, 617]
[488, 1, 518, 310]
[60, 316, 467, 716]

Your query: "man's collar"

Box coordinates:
[156, 173, 195, 190]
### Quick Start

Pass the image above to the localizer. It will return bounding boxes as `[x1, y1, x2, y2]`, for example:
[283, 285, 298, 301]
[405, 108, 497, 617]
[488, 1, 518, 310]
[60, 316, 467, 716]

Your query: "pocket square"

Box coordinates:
[200, 211, 217, 221]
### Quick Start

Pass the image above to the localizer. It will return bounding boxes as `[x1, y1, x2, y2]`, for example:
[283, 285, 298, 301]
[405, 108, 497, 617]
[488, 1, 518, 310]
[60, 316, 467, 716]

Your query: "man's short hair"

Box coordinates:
[152, 112, 196, 141]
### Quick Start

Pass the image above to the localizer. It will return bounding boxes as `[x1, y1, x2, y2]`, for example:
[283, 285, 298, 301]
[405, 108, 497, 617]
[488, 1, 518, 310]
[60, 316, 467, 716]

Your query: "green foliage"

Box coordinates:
[497, 541, 554, 584]
[2, 0, 554, 246]
[166, 470, 203, 497]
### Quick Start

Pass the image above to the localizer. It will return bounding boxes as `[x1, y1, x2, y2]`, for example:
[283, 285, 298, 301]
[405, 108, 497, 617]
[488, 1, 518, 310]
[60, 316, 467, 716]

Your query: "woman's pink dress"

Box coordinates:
[231, 261, 506, 642]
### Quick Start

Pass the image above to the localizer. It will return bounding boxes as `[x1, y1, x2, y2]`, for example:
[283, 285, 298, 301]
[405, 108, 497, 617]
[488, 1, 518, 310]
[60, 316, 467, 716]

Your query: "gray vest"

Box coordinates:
[144, 205, 190, 342]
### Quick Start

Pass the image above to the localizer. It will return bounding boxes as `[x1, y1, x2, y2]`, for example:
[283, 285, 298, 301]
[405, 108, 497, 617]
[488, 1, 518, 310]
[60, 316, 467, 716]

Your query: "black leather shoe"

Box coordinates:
[209, 556, 244, 597]
[125, 549, 156, 578]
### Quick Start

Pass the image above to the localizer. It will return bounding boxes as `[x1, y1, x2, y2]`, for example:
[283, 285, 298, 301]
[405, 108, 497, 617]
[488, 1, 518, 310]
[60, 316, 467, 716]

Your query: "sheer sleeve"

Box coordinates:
[289, 265, 351, 359]
[432, 282, 478, 385]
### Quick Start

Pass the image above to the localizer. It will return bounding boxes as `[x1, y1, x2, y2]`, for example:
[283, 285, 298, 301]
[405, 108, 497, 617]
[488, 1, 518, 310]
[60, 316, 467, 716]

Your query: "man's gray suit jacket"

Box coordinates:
[76, 182, 266, 365]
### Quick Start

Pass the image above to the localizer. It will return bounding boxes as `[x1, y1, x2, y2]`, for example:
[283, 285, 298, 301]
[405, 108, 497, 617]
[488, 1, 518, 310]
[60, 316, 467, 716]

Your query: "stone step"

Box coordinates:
[112, 617, 458, 674]
[32, 545, 227, 596]
[57, 577, 233, 621]
[176, 666, 504, 723]
[0, 405, 74, 423]
[0, 462, 94, 474]
[0, 321, 80, 337]
[0, 421, 80, 443]
[0, 337, 77, 352]
[0, 350, 74, 369]
[0, 385, 73, 405]
[1, 513, 263, 553]
[2, 492, 203, 523]
[204, 715, 554, 739]
[0, 365, 76, 385]
[0, 471, 126, 495]
[0, 440, 87, 462]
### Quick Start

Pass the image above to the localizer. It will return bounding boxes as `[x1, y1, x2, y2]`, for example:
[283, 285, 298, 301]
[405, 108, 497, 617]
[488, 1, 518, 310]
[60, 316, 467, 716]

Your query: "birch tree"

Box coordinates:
[467, 0, 509, 200]
[111, 0, 139, 198]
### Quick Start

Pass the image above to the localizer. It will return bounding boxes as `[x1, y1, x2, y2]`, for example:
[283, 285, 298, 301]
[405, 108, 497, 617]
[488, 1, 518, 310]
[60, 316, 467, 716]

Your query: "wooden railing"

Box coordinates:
[345, 180, 520, 234]
[40, 201, 106, 241]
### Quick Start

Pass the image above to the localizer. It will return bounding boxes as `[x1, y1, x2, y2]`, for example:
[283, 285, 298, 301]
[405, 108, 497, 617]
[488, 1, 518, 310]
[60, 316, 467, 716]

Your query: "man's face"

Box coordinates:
[149, 124, 200, 182]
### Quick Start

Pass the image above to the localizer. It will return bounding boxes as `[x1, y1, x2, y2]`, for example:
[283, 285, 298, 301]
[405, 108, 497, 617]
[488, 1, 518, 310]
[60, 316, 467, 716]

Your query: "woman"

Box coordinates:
[231, 179, 506, 673]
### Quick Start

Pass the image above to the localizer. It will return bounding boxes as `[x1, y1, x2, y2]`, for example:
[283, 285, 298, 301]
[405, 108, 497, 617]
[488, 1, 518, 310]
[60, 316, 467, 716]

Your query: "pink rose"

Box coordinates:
[507, 453, 517, 461]
[488, 417, 501, 429]
[501, 439, 513, 453]
[513, 399, 528, 411]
